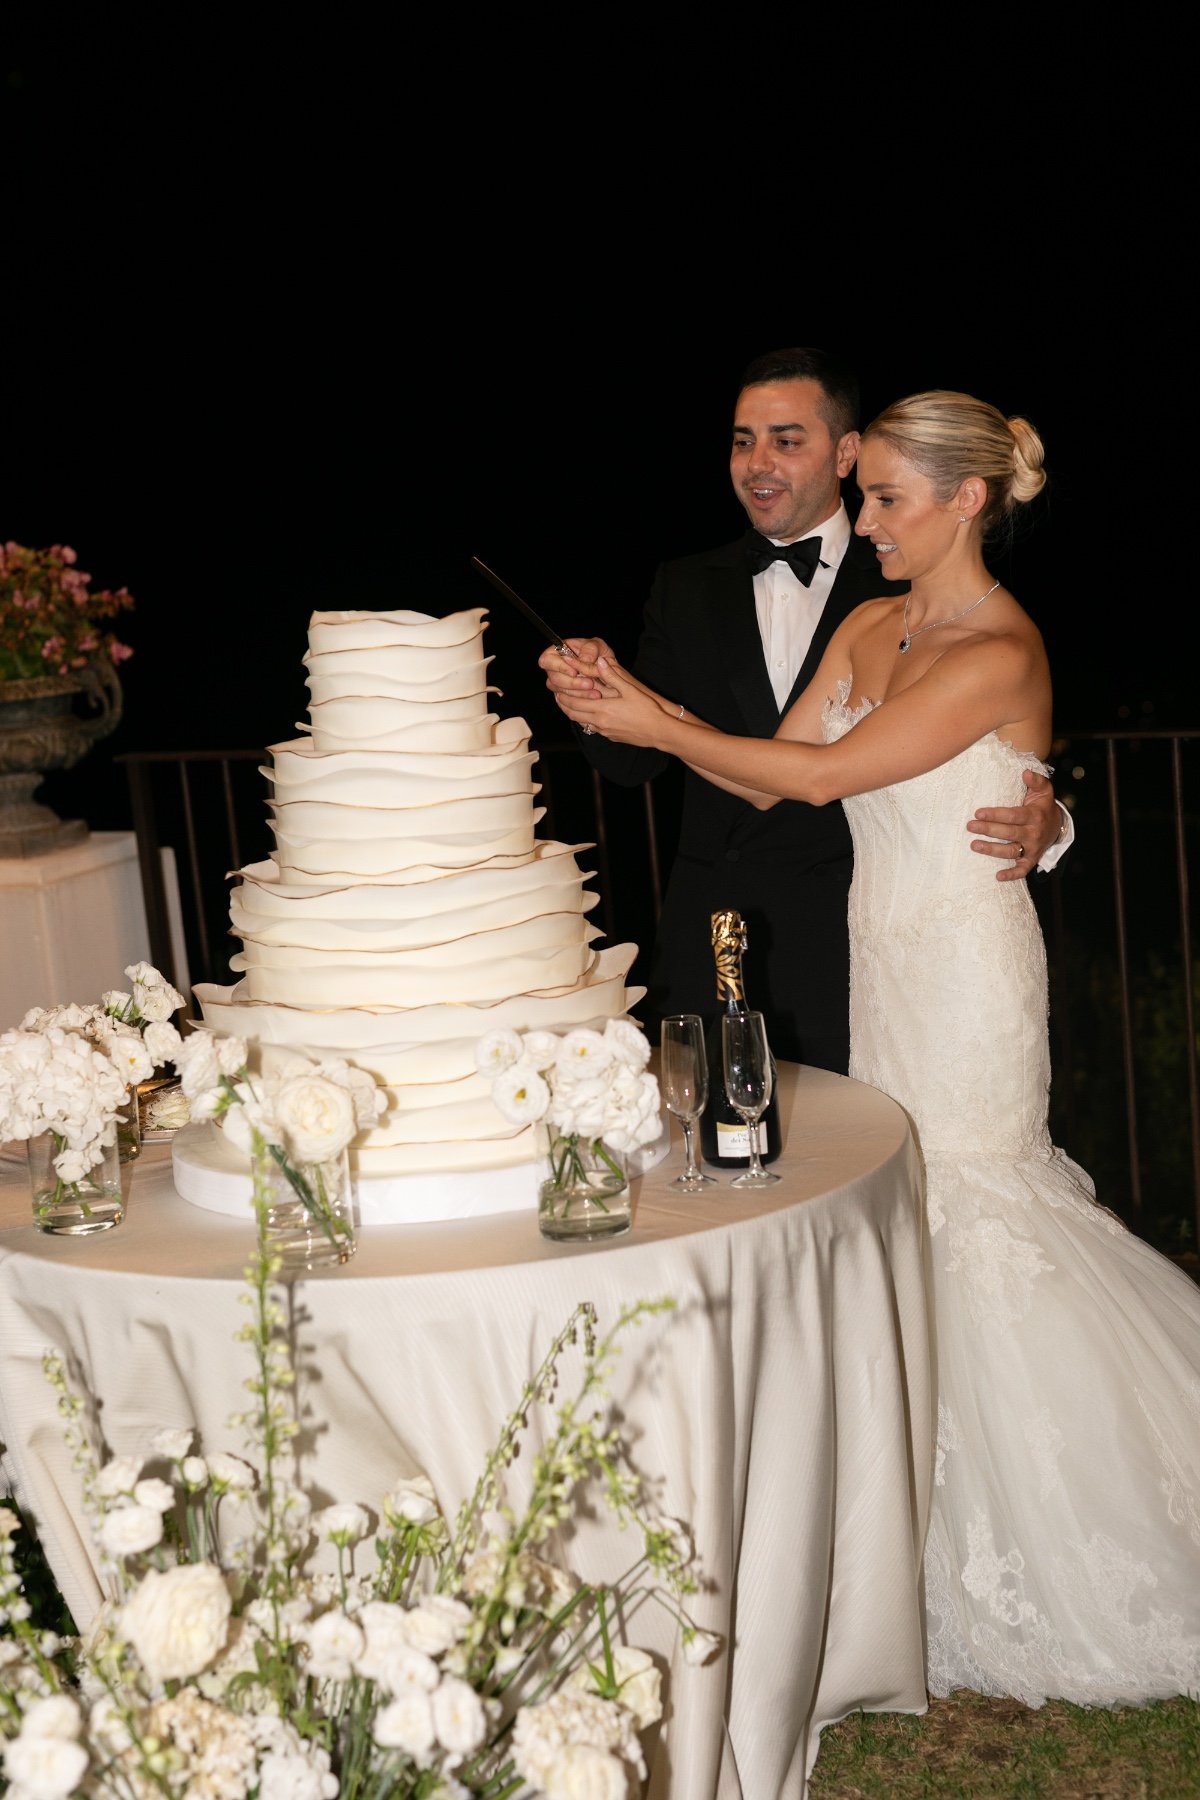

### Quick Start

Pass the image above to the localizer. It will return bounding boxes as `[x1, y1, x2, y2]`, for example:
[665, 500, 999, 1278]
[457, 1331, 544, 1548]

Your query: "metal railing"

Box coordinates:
[117, 730, 1200, 1256]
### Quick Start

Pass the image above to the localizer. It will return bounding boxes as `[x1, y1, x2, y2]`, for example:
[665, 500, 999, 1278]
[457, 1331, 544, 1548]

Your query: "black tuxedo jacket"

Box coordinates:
[575, 528, 907, 1072]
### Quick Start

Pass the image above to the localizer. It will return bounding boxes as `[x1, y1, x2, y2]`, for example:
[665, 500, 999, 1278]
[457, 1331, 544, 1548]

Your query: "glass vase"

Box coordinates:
[28, 1133, 124, 1235]
[116, 1085, 142, 1165]
[257, 1147, 357, 1273]
[538, 1131, 631, 1243]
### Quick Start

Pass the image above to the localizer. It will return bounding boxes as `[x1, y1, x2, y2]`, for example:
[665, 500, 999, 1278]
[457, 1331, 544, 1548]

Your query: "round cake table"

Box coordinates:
[0, 1062, 933, 1800]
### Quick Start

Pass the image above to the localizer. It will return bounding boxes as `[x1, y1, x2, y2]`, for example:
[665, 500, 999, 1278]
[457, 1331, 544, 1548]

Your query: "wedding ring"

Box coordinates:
[583, 724, 595, 736]
[1015, 843, 1025, 858]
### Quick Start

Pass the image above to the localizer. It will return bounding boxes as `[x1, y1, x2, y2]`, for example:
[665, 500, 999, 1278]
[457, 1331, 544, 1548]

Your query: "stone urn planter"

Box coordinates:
[0, 663, 123, 858]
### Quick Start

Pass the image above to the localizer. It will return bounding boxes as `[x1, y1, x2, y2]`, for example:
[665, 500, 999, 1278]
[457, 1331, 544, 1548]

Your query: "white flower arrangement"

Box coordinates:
[0, 1171, 721, 1798]
[475, 1022, 662, 1193]
[2, 963, 189, 1190]
[147, 1022, 389, 1258]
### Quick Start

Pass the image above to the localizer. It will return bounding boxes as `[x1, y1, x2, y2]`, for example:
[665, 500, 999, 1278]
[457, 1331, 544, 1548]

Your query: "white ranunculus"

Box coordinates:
[2, 1733, 90, 1796]
[490, 1059, 550, 1126]
[119, 1562, 232, 1683]
[181, 1456, 209, 1489]
[383, 1473, 439, 1527]
[373, 1690, 436, 1754]
[99, 1505, 164, 1558]
[603, 1017, 652, 1071]
[273, 1073, 357, 1165]
[132, 979, 186, 1022]
[474, 1029, 524, 1078]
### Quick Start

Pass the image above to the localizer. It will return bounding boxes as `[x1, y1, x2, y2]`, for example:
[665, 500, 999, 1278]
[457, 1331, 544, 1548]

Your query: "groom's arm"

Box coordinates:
[967, 768, 1073, 883]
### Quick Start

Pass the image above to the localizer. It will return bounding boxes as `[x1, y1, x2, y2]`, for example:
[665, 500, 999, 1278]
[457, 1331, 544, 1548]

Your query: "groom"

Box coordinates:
[540, 346, 1068, 1073]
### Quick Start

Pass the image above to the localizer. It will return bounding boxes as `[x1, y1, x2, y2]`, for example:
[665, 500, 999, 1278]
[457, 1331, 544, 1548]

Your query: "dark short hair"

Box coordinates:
[737, 347, 860, 440]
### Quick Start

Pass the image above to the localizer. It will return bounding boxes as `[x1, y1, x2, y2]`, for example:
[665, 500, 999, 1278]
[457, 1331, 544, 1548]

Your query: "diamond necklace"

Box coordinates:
[898, 580, 1000, 653]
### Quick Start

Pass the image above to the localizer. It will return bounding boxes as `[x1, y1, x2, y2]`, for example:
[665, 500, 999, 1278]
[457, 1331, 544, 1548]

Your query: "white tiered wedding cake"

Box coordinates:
[172, 607, 665, 1221]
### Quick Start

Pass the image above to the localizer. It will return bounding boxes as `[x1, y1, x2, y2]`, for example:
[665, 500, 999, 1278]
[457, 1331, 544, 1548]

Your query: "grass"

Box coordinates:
[809, 1689, 1200, 1799]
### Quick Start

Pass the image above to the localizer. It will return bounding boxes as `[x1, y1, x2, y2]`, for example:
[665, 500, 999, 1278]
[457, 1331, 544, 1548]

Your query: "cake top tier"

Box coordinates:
[301, 607, 499, 754]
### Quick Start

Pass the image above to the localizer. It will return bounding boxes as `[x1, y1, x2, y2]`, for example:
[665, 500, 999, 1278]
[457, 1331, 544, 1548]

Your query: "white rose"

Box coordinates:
[609, 1647, 662, 1728]
[220, 1085, 282, 1152]
[3, 1734, 90, 1796]
[316, 1058, 388, 1126]
[383, 1474, 439, 1527]
[133, 982, 185, 1022]
[681, 1627, 722, 1666]
[100, 1505, 164, 1558]
[119, 1562, 232, 1682]
[373, 1691, 436, 1754]
[431, 1674, 488, 1755]
[273, 1073, 357, 1165]
[316, 1502, 370, 1545]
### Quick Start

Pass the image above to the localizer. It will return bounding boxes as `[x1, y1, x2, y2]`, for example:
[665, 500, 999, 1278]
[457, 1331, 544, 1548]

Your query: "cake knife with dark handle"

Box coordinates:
[468, 555, 596, 731]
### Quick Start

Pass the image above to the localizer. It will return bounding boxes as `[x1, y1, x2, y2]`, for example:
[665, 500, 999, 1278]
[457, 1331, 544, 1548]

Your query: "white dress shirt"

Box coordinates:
[750, 504, 1074, 871]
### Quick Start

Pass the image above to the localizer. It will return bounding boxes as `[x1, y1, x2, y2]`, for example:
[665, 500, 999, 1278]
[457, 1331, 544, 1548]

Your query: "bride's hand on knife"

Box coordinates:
[556, 654, 678, 746]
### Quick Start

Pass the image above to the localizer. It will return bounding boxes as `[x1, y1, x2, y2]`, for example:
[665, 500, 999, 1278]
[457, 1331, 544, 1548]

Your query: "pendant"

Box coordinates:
[899, 637, 910, 653]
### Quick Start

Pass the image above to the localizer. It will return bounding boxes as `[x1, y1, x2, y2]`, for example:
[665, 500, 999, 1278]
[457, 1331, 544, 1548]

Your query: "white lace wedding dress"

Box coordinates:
[826, 682, 1200, 1708]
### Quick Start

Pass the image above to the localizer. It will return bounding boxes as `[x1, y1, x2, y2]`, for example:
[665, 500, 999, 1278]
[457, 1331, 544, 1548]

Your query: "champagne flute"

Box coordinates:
[660, 1014, 717, 1192]
[721, 1011, 782, 1188]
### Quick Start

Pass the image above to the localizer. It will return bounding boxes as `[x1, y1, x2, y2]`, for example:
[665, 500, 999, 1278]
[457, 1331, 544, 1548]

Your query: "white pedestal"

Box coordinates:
[0, 832, 152, 1024]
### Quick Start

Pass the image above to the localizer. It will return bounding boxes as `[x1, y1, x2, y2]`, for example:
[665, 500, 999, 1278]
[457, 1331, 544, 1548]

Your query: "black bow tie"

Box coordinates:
[743, 532, 824, 586]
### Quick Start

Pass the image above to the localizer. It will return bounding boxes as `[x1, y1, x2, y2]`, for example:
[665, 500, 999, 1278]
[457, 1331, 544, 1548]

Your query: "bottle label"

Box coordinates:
[715, 1119, 752, 1159]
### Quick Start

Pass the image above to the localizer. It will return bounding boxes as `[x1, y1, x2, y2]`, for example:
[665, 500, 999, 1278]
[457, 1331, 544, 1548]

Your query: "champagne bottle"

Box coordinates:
[699, 908, 783, 1168]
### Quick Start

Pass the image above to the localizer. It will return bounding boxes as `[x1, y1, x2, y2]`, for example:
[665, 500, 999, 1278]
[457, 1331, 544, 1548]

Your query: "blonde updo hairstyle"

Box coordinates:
[861, 390, 1047, 542]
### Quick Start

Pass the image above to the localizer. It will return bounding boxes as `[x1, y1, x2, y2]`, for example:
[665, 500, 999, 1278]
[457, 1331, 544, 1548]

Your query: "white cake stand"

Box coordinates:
[171, 1119, 671, 1225]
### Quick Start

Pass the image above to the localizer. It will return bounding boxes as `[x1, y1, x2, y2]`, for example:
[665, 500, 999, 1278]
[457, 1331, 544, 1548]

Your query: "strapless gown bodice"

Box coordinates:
[823, 683, 1200, 1709]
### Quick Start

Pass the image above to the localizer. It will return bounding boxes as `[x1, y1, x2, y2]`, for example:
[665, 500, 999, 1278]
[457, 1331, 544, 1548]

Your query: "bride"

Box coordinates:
[557, 388, 1200, 1708]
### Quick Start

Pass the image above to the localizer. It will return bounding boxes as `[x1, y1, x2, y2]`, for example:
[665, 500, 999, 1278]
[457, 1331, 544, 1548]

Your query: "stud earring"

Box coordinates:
[957, 514, 968, 524]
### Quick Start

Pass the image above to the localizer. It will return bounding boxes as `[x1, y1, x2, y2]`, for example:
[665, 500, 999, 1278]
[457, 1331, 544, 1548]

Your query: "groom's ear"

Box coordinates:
[836, 430, 860, 480]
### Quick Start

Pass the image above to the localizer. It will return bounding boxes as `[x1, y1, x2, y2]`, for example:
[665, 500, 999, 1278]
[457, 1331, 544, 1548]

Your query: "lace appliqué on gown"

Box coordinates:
[823, 681, 1200, 1709]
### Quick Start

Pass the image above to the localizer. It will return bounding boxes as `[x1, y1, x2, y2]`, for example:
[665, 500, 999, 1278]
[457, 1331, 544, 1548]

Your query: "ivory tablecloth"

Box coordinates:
[0, 1063, 933, 1799]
